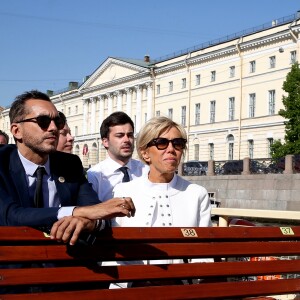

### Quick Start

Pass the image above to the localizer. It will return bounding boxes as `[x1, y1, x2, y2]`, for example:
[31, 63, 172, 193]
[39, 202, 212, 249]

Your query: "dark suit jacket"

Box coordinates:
[0, 144, 100, 226]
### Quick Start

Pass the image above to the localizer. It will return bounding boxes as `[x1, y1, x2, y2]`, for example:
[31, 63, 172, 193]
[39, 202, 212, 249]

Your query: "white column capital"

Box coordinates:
[145, 82, 153, 88]
[90, 97, 97, 103]
[135, 85, 143, 91]
[125, 87, 133, 94]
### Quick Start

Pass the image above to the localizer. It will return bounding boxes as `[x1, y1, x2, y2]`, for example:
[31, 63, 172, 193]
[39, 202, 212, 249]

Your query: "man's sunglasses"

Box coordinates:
[16, 113, 66, 130]
[147, 138, 187, 150]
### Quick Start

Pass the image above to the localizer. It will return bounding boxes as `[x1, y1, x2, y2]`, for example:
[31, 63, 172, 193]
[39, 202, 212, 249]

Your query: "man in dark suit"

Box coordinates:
[1, 90, 135, 245]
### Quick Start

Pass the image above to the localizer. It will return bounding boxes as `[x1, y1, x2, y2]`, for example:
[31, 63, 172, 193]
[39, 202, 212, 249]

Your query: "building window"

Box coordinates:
[250, 60, 256, 73]
[156, 84, 161, 95]
[249, 93, 256, 118]
[195, 74, 201, 85]
[75, 105, 78, 114]
[210, 101, 216, 123]
[181, 78, 186, 89]
[156, 110, 160, 116]
[168, 108, 173, 120]
[194, 144, 199, 160]
[168, 81, 173, 92]
[229, 66, 235, 78]
[144, 113, 147, 122]
[211, 71, 216, 82]
[229, 97, 235, 121]
[181, 106, 186, 126]
[68, 107, 71, 115]
[267, 138, 273, 158]
[75, 126, 78, 136]
[227, 134, 234, 160]
[268, 90, 275, 115]
[290, 51, 297, 64]
[269, 56, 276, 68]
[209, 143, 214, 160]
[248, 140, 254, 159]
[195, 103, 200, 125]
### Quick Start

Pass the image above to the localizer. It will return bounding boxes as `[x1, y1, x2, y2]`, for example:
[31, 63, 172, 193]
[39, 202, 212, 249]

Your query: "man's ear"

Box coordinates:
[10, 123, 22, 141]
[102, 138, 109, 148]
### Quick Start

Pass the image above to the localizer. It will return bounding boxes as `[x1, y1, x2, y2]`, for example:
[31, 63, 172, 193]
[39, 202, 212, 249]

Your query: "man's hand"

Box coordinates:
[73, 197, 135, 220]
[50, 216, 95, 245]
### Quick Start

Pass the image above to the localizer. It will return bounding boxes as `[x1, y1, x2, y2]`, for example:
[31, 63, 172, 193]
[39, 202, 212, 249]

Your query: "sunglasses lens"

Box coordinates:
[155, 138, 169, 149]
[54, 117, 65, 130]
[36, 116, 51, 129]
[173, 138, 186, 150]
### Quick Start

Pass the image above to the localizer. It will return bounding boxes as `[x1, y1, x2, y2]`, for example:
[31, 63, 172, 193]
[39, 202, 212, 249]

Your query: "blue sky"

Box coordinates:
[0, 0, 299, 108]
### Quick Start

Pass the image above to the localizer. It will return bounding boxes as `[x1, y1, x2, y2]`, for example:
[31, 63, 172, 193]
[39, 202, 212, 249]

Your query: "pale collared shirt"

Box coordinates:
[87, 156, 149, 201]
[18, 151, 74, 219]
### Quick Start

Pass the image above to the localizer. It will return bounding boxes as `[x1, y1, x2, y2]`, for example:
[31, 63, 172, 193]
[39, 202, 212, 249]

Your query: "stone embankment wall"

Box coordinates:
[186, 173, 300, 211]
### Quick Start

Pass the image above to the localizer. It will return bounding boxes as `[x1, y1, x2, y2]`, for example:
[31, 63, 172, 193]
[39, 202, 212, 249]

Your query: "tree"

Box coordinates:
[271, 62, 300, 159]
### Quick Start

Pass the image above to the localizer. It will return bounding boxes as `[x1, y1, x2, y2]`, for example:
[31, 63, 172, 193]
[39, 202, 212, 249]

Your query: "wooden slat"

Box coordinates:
[77, 241, 300, 260]
[0, 245, 70, 262]
[1, 279, 300, 300]
[0, 227, 51, 242]
[1, 226, 300, 242]
[0, 260, 300, 286]
[1, 241, 300, 262]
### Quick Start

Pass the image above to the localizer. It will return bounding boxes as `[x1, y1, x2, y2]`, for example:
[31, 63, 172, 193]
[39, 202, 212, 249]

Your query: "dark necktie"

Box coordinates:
[34, 167, 45, 208]
[119, 166, 130, 182]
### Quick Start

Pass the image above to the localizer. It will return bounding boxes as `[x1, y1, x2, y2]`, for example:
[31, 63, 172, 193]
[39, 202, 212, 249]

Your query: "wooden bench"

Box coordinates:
[0, 226, 300, 299]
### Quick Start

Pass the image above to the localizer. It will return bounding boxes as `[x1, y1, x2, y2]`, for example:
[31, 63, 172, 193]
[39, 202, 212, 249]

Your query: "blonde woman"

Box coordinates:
[113, 116, 211, 228]
[109, 117, 212, 288]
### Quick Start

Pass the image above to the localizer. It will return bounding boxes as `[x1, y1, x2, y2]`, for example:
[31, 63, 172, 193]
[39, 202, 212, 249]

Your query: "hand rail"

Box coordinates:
[211, 207, 300, 227]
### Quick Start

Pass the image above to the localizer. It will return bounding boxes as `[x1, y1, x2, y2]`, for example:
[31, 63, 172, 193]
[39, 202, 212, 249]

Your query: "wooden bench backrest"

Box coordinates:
[0, 226, 300, 299]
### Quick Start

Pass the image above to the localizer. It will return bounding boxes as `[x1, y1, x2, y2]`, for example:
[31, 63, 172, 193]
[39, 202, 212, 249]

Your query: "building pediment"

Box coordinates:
[80, 57, 151, 90]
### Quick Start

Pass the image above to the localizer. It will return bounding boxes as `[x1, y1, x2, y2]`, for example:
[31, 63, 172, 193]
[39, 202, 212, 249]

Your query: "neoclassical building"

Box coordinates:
[1, 11, 300, 168]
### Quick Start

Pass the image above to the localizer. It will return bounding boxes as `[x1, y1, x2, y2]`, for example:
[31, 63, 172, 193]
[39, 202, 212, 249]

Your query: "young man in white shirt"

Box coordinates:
[87, 112, 148, 201]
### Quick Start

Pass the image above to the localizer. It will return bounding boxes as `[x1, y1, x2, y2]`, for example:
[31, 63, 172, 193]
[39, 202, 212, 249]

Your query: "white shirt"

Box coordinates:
[87, 156, 149, 201]
[107, 174, 212, 289]
[113, 174, 212, 228]
[18, 151, 74, 219]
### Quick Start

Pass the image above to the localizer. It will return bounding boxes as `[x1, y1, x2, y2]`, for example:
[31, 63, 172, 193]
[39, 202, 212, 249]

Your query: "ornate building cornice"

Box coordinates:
[155, 23, 300, 75]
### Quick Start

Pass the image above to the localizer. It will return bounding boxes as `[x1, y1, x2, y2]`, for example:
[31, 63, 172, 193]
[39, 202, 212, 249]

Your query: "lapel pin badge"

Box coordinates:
[58, 176, 65, 183]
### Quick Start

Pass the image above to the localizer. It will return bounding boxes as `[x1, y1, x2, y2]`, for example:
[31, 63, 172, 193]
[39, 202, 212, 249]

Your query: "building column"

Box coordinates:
[125, 88, 132, 117]
[135, 85, 142, 133]
[90, 97, 97, 134]
[98, 95, 104, 129]
[82, 98, 89, 135]
[116, 91, 122, 111]
[107, 93, 113, 116]
[146, 82, 153, 121]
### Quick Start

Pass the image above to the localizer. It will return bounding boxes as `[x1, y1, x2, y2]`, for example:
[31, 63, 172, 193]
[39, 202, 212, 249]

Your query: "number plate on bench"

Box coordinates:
[181, 228, 198, 237]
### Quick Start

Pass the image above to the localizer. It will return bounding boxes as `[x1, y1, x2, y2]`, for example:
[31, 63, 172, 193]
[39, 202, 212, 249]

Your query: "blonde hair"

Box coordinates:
[136, 116, 187, 164]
